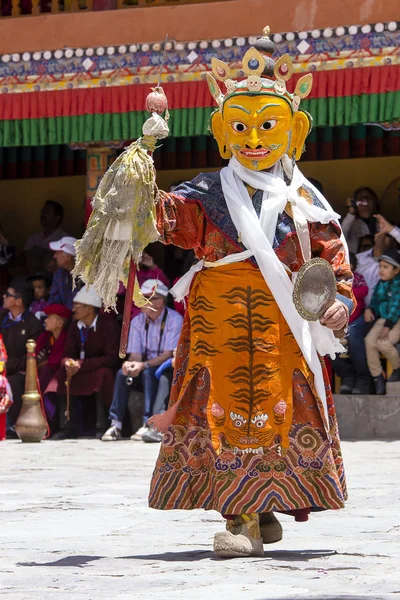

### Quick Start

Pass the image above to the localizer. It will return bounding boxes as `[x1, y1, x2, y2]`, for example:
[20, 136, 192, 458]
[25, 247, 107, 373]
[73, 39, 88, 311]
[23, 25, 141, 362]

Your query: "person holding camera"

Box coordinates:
[102, 280, 183, 441]
[342, 187, 380, 254]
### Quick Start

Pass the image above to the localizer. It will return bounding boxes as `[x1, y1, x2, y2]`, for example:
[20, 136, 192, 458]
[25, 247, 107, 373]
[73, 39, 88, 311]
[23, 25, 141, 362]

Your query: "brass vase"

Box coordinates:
[15, 339, 47, 443]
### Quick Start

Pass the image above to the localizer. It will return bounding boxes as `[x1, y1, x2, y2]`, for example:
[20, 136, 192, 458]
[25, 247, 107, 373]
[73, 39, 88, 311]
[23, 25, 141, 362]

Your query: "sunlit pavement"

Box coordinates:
[0, 439, 399, 599]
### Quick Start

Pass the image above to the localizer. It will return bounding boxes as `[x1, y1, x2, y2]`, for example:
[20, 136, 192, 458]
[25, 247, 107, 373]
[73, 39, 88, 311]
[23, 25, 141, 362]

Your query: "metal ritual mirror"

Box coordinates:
[293, 257, 336, 321]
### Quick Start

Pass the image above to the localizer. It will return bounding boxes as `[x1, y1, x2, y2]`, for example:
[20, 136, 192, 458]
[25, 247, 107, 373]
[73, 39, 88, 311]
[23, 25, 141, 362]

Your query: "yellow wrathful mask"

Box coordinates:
[207, 27, 313, 171]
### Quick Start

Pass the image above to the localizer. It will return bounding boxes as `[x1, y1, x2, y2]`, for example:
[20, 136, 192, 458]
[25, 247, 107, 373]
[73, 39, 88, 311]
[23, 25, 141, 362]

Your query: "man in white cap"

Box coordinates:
[52, 285, 120, 439]
[48, 236, 79, 310]
[102, 279, 183, 442]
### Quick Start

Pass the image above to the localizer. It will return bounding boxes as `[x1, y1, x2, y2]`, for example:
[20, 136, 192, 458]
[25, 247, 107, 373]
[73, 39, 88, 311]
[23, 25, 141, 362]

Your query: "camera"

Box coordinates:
[126, 376, 133, 386]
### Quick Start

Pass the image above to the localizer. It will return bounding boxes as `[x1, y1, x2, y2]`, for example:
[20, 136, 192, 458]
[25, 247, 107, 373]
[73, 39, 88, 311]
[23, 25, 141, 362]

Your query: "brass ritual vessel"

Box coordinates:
[14, 339, 47, 443]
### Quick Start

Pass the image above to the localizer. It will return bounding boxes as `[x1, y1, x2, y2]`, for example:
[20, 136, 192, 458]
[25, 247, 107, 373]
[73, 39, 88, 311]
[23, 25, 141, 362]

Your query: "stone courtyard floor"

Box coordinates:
[0, 439, 399, 600]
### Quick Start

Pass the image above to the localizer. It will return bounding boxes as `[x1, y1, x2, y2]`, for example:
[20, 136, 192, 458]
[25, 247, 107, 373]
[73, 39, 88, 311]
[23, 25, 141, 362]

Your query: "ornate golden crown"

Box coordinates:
[206, 26, 313, 114]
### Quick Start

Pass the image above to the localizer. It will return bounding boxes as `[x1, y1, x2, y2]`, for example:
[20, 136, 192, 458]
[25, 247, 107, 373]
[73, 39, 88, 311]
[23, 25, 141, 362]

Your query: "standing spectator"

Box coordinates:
[102, 279, 183, 442]
[53, 286, 120, 439]
[24, 201, 67, 253]
[342, 187, 380, 253]
[0, 278, 43, 431]
[332, 253, 371, 394]
[28, 272, 52, 319]
[365, 249, 400, 395]
[48, 237, 80, 310]
[36, 304, 71, 429]
[24, 201, 68, 274]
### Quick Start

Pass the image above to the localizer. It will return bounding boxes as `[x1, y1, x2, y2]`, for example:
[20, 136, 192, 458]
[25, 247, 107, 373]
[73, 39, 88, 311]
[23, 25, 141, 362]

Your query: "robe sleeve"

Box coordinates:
[156, 190, 207, 251]
[310, 221, 356, 315]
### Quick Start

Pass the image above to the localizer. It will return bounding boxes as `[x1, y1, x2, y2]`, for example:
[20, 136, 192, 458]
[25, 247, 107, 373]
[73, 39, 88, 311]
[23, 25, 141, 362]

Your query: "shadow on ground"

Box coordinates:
[17, 555, 103, 568]
[120, 550, 213, 562]
[122, 549, 338, 562]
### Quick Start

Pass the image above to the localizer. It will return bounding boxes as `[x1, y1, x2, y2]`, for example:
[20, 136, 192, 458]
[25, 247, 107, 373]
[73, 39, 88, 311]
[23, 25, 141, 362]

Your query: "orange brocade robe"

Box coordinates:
[149, 172, 354, 516]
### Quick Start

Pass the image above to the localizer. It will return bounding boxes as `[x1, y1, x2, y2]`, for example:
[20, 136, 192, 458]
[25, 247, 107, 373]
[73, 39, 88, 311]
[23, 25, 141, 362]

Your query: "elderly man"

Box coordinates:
[102, 279, 183, 442]
[48, 236, 81, 310]
[52, 285, 120, 439]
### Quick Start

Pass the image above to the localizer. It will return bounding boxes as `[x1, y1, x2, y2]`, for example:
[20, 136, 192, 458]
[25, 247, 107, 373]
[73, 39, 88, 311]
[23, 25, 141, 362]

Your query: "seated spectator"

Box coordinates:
[0, 278, 43, 432]
[24, 201, 67, 274]
[36, 304, 72, 429]
[358, 234, 374, 253]
[48, 237, 80, 310]
[332, 253, 371, 394]
[52, 286, 120, 439]
[102, 279, 183, 442]
[356, 230, 398, 307]
[28, 271, 52, 320]
[342, 187, 379, 253]
[365, 249, 400, 395]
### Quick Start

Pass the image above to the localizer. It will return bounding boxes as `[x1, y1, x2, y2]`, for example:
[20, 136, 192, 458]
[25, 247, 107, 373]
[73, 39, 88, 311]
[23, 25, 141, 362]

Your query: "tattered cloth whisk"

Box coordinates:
[73, 37, 170, 358]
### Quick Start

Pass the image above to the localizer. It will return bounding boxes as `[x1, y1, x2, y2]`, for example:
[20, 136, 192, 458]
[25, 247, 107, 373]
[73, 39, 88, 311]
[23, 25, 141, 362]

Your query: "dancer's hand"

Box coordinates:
[320, 300, 348, 330]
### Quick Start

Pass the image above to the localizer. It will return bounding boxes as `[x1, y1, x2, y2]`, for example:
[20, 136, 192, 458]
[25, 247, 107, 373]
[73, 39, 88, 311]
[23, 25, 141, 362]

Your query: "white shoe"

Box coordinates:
[213, 515, 264, 558]
[142, 428, 163, 443]
[130, 425, 148, 441]
[101, 425, 122, 441]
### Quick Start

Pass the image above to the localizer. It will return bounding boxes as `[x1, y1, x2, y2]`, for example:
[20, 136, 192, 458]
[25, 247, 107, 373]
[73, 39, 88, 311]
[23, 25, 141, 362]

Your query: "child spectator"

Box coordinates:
[365, 249, 400, 395]
[28, 272, 52, 320]
[36, 304, 71, 428]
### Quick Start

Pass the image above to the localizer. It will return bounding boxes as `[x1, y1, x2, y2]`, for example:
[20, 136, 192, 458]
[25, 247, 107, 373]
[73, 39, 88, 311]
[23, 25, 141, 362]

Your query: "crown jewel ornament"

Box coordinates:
[206, 26, 313, 114]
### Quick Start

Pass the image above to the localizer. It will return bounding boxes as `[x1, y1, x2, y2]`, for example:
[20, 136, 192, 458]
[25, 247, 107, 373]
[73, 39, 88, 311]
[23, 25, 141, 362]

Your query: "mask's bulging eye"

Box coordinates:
[260, 119, 277, 131]
[231, 121, 248, 133]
